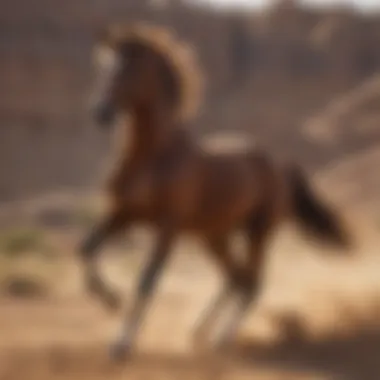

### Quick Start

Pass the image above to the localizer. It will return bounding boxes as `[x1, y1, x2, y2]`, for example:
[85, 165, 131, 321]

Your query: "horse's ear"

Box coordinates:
[96, 26, 111, 44]
[96, 24, 125, 48]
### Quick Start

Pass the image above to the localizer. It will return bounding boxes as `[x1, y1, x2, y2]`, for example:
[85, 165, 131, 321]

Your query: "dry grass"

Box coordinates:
[0, 227, 65, 298]
[0, 228, 49, 256]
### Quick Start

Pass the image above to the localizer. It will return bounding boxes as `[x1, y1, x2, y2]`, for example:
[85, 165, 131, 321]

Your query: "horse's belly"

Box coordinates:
[188, 191, 256, 234]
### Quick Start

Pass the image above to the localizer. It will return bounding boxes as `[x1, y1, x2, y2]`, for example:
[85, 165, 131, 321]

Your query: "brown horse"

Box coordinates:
[80, 22, 352, 361]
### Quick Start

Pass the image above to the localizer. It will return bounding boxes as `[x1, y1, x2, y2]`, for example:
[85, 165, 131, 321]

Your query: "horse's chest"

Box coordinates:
[109, 150, 194, 222]
[122, 168, 174, 215]
[124, 171, 157, 208]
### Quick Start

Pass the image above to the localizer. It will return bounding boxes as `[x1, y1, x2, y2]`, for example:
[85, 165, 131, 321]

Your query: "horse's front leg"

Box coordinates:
[110, 223, 176, 361]
[79, 208, 129, 310]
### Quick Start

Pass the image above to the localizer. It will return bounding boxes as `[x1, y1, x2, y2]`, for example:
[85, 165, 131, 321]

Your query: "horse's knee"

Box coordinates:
[236, 272, 260, 299]
[79, 213, 126, 260]
[79, 230, 99, 260]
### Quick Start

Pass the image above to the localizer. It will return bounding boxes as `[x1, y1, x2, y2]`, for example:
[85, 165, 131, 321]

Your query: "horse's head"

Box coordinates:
[91, 29, 155, 127]
[90, 23, 203, 129]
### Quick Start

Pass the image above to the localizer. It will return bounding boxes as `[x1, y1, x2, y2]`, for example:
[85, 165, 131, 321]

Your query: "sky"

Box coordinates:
[190, 0, 380, 12]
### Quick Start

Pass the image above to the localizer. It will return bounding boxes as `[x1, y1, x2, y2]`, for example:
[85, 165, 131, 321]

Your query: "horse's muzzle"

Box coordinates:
[93, 103, 116, 128]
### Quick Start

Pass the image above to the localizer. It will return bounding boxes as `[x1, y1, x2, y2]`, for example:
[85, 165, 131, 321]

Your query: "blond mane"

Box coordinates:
[99, 22, 204, 123]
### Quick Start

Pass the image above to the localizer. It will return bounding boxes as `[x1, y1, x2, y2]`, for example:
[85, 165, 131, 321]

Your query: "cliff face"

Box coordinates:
[2, 0, 380, 201]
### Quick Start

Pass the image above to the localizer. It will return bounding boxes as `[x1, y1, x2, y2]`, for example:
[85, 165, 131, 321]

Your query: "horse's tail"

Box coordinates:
[287, 165, 351, 249]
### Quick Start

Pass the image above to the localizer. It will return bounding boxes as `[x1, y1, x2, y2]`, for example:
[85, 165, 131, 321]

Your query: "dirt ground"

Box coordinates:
[0, 217, 380, 380]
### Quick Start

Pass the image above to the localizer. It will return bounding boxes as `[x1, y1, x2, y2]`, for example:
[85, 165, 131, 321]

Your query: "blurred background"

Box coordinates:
[3, 0, 380, 212]
[1, 1, 380, 379]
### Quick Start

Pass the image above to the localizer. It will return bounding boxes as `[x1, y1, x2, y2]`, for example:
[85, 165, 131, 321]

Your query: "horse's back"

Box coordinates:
[188, 149, 275, 233]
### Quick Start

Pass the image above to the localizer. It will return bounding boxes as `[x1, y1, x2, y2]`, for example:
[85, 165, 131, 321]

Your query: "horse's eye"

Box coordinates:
[121, 42, 145, 62]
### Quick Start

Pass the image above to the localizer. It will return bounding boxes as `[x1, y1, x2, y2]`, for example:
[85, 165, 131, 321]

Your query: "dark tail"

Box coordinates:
[288, 165, 351, 249]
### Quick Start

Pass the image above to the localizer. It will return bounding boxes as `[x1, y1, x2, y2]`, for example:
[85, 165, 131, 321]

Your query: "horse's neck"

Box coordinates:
[166, 127, 195, 156]
[129, 111, 159, 164]
[119, 106, 193, 170]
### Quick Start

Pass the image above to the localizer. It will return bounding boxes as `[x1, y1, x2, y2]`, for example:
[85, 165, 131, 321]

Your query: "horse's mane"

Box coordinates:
[99, 22, 204, 123]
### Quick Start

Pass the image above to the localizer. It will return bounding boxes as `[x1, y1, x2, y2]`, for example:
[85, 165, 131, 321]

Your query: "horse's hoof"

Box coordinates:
[109, 342, 132, 363]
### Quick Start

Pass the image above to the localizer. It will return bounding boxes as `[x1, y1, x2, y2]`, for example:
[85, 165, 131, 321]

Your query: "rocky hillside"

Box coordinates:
[2, 0, 380, 205]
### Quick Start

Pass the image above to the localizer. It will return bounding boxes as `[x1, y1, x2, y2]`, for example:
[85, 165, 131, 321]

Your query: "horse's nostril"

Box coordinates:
[93, 104, 115, 127]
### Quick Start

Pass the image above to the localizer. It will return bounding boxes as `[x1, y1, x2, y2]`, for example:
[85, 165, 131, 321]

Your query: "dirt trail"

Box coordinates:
[0, 296, 333, 380]
[1, 229, 380, 380]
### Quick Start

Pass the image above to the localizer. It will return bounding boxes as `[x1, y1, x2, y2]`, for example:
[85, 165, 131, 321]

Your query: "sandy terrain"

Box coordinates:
[3, 2, 380, 378]
[0, 218, 380, 380]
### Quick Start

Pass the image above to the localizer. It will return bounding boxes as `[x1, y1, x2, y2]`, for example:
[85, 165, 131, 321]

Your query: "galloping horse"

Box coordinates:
[79, 22, 352, 360]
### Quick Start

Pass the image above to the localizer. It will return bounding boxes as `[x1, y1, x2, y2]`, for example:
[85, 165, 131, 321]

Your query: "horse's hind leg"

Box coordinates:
[192, 283, 232, 349]
[193, 235, 245, 348]
[215, 217, 272, 349]
[79, 209, 128, 310]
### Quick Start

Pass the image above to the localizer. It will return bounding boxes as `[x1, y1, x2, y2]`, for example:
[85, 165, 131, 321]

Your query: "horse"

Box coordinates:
[79, 22, 352, 361]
